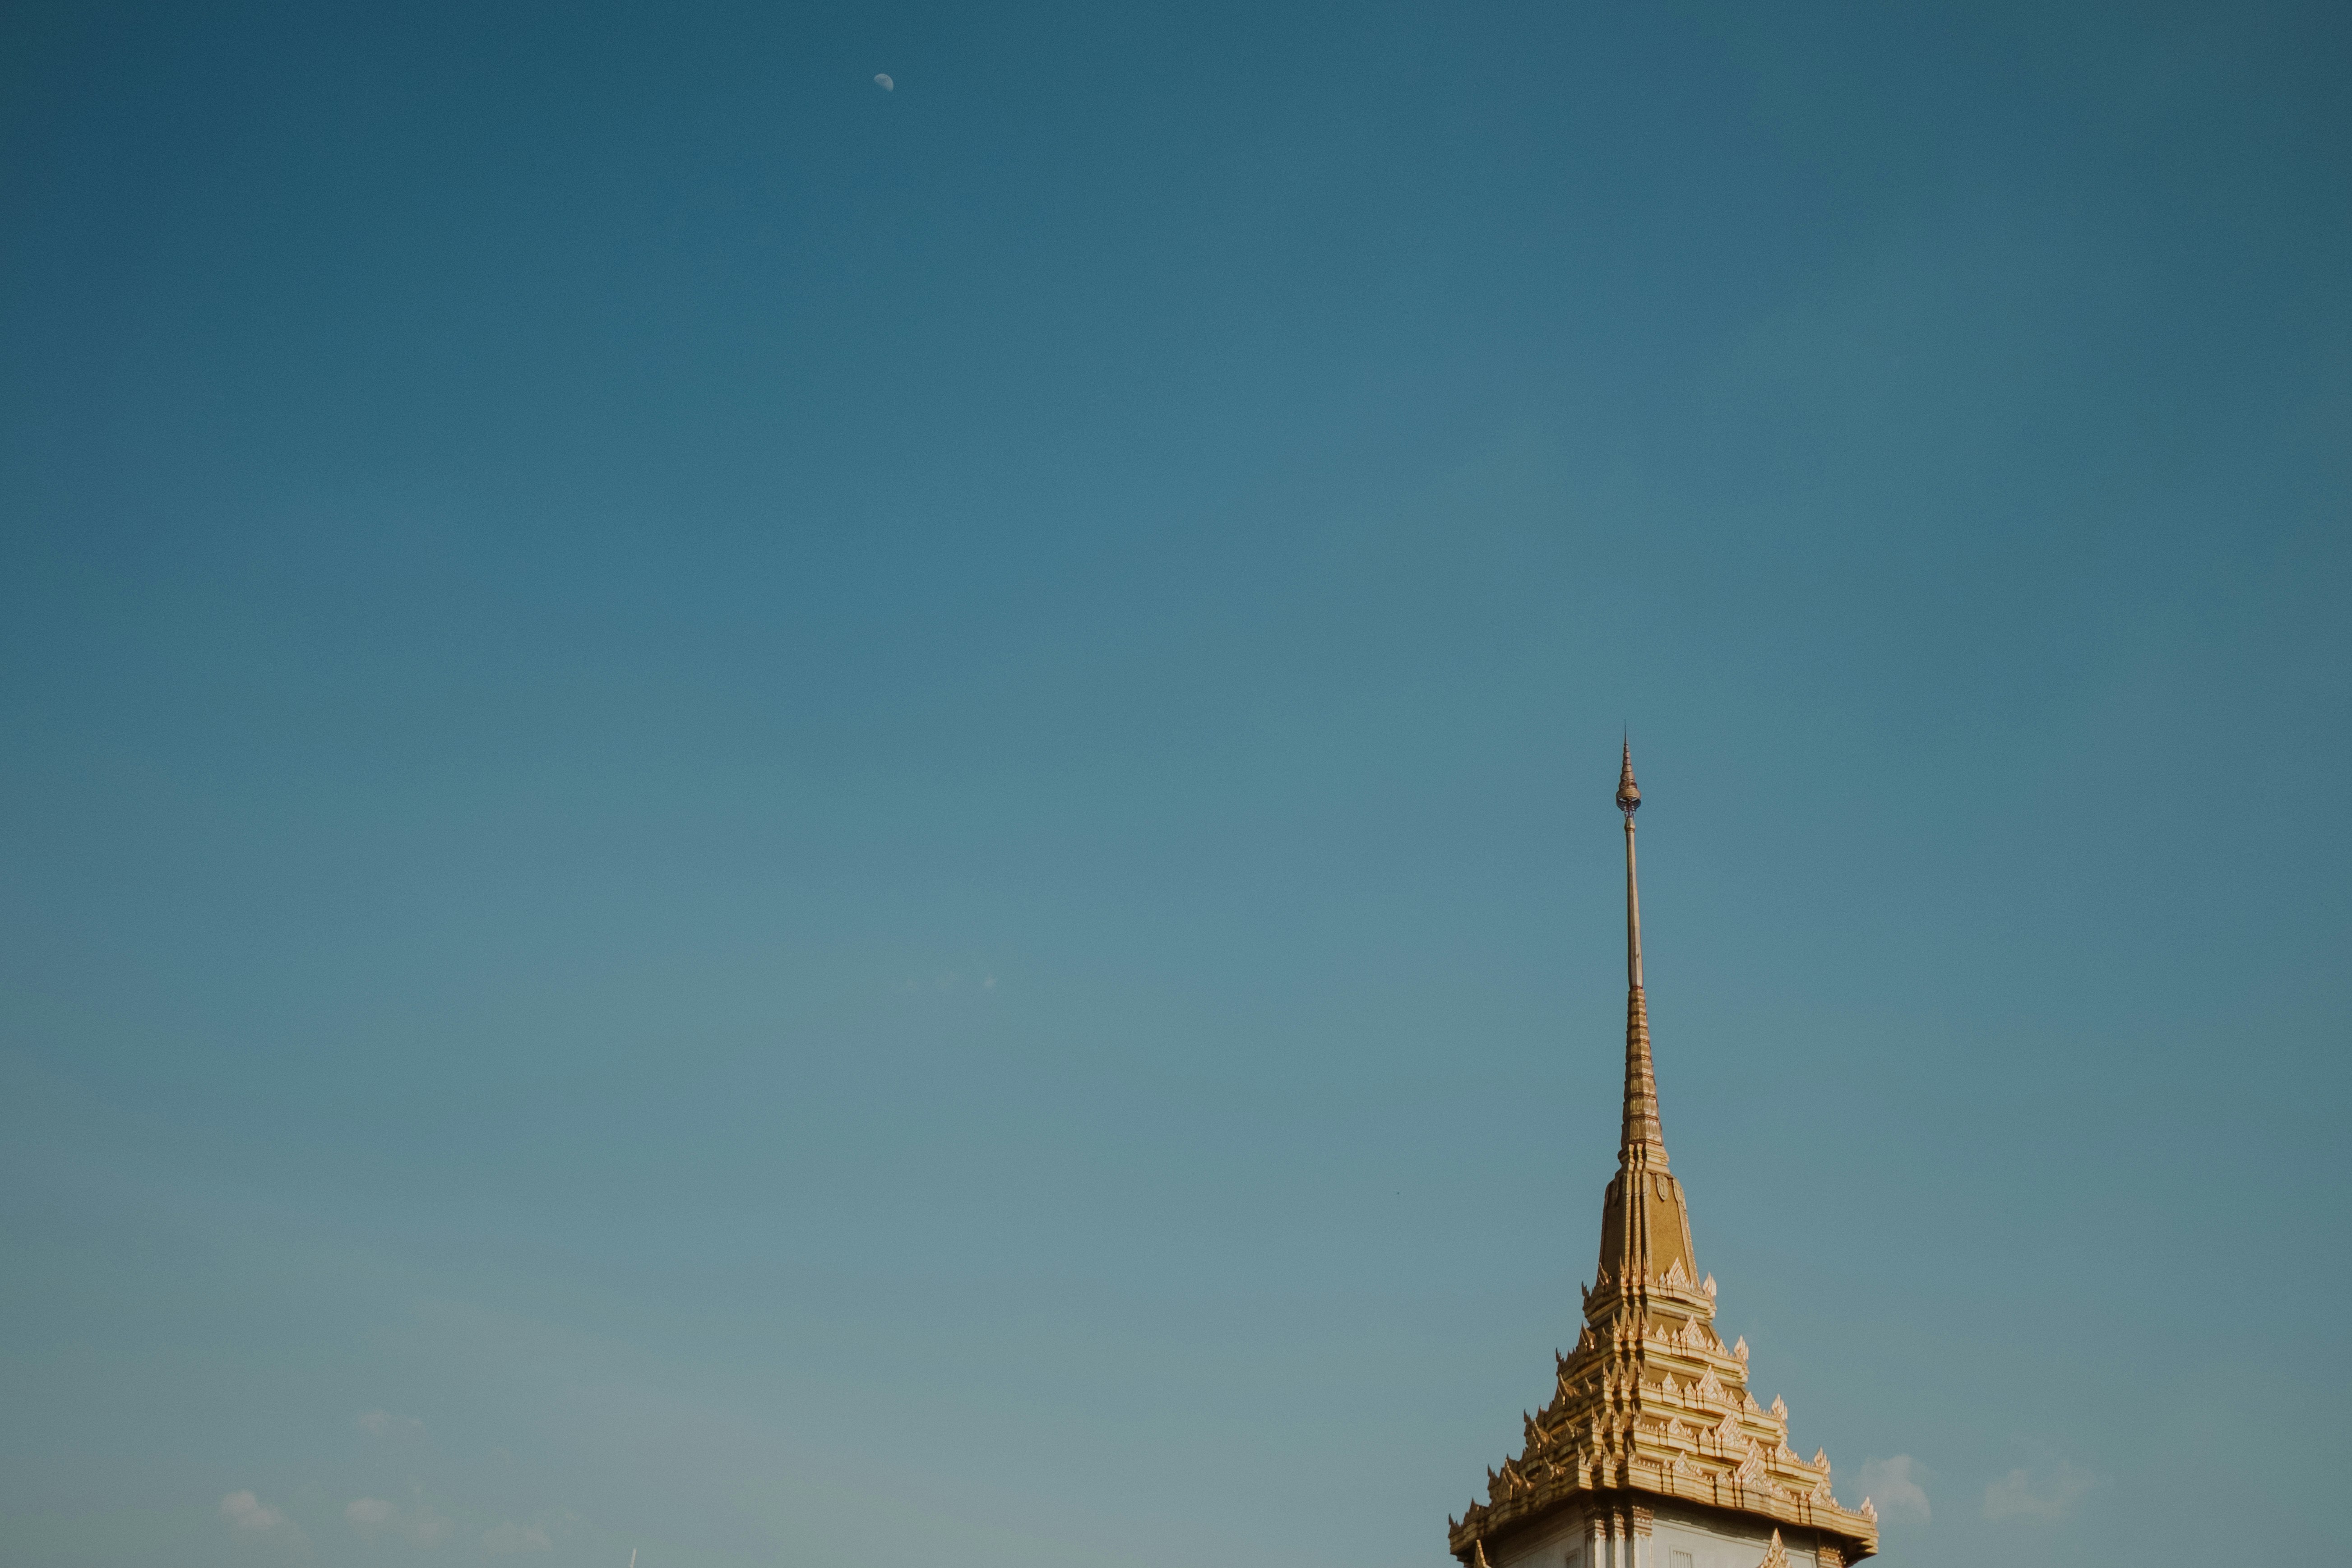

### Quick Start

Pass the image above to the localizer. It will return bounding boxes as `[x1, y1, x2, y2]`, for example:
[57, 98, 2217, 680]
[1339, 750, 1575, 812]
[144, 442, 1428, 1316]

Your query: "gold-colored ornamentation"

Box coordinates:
[1444, 750, 1880, 1566]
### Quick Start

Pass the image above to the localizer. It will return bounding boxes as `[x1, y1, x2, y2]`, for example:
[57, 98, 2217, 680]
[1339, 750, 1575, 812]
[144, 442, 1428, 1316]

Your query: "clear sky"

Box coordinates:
[3, 3, 2346, 1566]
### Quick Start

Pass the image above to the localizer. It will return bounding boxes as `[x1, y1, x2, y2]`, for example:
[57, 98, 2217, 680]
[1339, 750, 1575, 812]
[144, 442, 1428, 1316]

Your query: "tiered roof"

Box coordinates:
[1446, 746, 1879, 1566]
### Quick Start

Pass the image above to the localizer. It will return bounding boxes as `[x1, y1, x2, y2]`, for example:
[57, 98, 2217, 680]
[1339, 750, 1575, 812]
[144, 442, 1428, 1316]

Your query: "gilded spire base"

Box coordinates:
[1444, 1262, 1878, 1564]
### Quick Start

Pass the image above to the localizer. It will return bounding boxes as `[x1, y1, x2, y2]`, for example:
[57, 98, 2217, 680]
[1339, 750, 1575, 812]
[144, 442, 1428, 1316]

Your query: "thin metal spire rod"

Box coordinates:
[1612, 740, 1663, 1162]
[1625, 814, 1643, 992]
[1616, 738, 1643, 992]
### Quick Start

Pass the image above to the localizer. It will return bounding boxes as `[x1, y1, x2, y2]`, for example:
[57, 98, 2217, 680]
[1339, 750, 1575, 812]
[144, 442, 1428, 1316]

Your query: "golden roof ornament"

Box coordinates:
[1443, 748, 1879, 1567]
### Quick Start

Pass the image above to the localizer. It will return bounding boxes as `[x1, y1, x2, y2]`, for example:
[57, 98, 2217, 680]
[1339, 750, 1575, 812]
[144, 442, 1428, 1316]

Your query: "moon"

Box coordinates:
[873, 73, 894, 92]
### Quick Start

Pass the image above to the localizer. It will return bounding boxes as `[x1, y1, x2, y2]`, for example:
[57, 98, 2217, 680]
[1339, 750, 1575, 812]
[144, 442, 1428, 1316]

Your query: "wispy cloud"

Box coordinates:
[357, 1408, 426, 1439]
[1857, 1455, 1931, 1522]
[344, 1495, 451, 1546]
[220, 1491, 309, 1554]
[1983, 1459, 2094, 1521]
[483, 1520, 554, 1553]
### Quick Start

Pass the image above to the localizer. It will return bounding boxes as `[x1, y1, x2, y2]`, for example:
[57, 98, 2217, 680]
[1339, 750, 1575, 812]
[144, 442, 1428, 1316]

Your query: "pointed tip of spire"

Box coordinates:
[1616, 739, 1640, 815]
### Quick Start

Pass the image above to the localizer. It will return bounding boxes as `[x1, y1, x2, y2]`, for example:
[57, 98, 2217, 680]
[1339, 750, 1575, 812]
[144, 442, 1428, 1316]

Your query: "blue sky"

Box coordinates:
[2, 2, 2346, 1565]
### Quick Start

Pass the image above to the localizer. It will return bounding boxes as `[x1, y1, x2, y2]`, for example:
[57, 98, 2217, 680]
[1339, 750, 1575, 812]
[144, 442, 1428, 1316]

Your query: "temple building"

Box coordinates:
[1445, 747, 1881, 1568]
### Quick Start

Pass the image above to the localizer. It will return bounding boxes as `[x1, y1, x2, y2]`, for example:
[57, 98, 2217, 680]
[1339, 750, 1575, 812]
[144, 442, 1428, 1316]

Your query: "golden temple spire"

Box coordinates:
[1443, 745, 1882, 1568]
[1616, 740, 1664, 1163]
[1595, 741, 1693, 1293]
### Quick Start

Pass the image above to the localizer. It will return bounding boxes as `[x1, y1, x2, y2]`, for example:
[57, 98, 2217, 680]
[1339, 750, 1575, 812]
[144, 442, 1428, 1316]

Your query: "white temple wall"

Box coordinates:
[1643, 1506, 1820, 1568]
[1479, 1500, 1827, 1568]
[1482, 1507, 1584, 1568]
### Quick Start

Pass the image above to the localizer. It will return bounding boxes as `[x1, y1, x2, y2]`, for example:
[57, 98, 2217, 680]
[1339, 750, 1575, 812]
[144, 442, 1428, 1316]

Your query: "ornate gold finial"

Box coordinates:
[1590, 740, 1694, 1305]
[1619, 740, 1646, 996]
[1612, 740, 1663, 1161]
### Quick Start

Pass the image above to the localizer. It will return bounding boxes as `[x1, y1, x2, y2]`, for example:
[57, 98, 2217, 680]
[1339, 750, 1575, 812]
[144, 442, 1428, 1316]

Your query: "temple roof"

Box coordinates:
[1446, 749, 1878, 1565]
